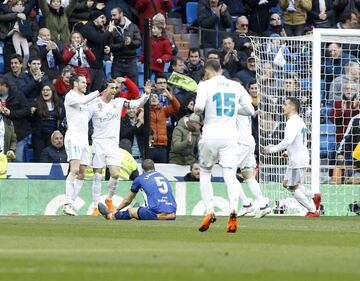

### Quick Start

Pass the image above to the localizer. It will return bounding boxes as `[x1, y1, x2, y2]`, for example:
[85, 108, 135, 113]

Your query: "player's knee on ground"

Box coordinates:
[129, 207, 139, 219]
[282, 180, 288, 189]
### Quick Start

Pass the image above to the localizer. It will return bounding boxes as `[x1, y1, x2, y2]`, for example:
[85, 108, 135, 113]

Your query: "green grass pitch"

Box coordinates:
[0, 216, 359, 281]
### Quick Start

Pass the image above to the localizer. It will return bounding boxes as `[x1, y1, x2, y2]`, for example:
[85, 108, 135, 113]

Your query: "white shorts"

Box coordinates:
[64, 136, 91, 166]
[198, 138, 238, 170]
[91, 139, 121, 169]
[237, 144, 256, 171]
[284, 168, 306, 187]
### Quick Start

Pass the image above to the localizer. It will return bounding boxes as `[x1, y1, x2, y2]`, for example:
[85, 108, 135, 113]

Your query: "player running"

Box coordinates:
[98, 159, 177, 220]
[263, 97, 321, 217]
[194, 60, 254, 233]
[236, 112, 272, 218]
[88, 80, 150, 216]
[63, 74, 100, 216]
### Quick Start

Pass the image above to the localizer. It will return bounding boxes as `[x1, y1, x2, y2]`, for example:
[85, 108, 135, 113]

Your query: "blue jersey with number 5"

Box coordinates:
[130, 171, 177, 214]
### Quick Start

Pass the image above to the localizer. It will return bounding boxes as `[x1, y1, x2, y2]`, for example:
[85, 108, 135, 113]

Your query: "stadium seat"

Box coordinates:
[138, 63, 144, 73]
[136, 47, 142, 57]
[320, 123, 336, 159]
[299, 78, 311, 89]
[138, 73, 144, 88]
[164, 62, 170, 73]
[0, 55, 4, 74]
[186, 2, 198, 26]
[104, 61, 112, 79]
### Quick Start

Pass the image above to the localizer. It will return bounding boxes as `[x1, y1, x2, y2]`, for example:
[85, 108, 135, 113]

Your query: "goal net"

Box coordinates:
[251, 29, 360, 216]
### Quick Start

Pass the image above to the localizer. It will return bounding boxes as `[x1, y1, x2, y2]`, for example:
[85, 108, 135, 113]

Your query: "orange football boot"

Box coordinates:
[198, 213, 216, 232]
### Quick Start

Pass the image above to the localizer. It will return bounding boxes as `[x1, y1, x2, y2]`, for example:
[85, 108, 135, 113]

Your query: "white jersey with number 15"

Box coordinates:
[195, 75, 253, 140]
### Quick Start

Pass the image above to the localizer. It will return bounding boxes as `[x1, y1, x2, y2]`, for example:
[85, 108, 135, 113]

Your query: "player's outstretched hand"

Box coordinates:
[144, 80, 151, 95]
[262, 144, 274, 155]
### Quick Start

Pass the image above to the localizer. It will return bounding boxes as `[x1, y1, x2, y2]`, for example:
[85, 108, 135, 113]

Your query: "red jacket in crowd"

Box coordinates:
[62, 46, 96, 84]
[54, 78, 71, 97]
[331, 100, 360, 143]
[116, 77, 140, 117]
[139, 35, 172, 73]
[135, 0, 172, 34]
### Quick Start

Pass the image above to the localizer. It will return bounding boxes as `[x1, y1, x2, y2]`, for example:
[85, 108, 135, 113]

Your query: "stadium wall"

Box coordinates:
[0, 179, 358, 216]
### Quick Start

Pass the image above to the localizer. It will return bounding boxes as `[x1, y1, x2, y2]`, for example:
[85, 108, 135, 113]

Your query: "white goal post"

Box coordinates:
[251, 28, 360, 216]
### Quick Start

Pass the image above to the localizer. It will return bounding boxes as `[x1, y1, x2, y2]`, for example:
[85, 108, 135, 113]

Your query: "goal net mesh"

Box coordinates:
[251, 34, 360, 216]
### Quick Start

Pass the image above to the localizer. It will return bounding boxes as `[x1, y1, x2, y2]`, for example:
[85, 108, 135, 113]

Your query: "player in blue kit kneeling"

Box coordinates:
[98, 159, 177, 220]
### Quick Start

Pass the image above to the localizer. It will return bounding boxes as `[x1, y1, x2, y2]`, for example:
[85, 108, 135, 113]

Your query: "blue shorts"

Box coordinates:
[137, 207, 176, 220]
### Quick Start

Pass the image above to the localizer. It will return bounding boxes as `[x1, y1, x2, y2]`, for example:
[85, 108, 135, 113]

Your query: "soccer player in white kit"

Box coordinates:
[236, 112, 272, 218]
[63, 74, 100, 216]
[194, 60, 255, 233]
[263, 97, 321, 217]
[88, 80, 151, 215]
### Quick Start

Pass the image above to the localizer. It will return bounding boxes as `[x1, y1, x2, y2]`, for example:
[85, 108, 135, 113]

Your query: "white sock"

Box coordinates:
[299, 185, 314, 198]
[223, 168, 241, 212]
[107, 177, 118, 200]
[65, 172, 76, 204]
[92, 173, 102, 208]
[71, 178, 84, 202]
[246, 177, 267, 208]
[199, 168, 214, 214]
[292, 189, 316, 212]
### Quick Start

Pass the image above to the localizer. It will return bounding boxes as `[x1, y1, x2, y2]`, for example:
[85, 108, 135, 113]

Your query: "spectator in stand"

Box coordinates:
[0, 0, 36, 73]
[198, 0, 232, 53]
[152, 13, 178, 56]
[31, 84, 65, 162]
[33, 28, 62, 81]
[54, 66, 74, 98]
[62, 31, 95, 88]
[233, 16, 256, 68]
[40, 130, 67, 163]
[206, 49, 231, 78]
[220, 35, 243, 78]
[120, 108, 145, 160]
[68, 0, 97, 30]
[246, 80, 260, 161]
[335, 10, 358, 29]
[114, 76, 139, 117]
[39, 0, 78, 46]
[330, 82, 360, 143]
[4, 54, 23, 89]
[149, 86, 180, 163]
[258, 61, 278, 101]
[184, 48, 204, 83]
[103, 0, 133, 20]
[138, 23, 172, 75]
[336, 113, 360, 168]
[334, 0, 360, 24]
[135, 0, 172, 35]
[183, 161, 200, 182]
[169, 113, 201, 165]
[244, 0, 278, 35]
[223, 0, 247, 18]
[81, 9, 112, 92]
[308, 0, 334, 28]
[0, 113, 17, 161]
[262, 13, 288, 37]
[168, 56, 193, 111]
[17, 57, 50, 107]
[235, 53, 256, 87]
[8, 0, 33, 68]
[0, 76, 31, 162]
[329, 61, 360, 101]
[323, 42, 357, 85]
[280, 0, 312, 36]
[110, 7, 141, 85]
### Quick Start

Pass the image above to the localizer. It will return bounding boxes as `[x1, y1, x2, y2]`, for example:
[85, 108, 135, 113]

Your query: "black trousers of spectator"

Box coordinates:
[284, 24, 305, 37]
[149, 146, 168, 163]
[32, 133, 52, 162]
[3, 41, 15, 73]
[90, 67, 105, 92]
[111, 58, 138, 86]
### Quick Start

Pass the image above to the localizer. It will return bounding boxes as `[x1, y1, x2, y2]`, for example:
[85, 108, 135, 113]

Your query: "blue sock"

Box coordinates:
[114, 210, 131, 220]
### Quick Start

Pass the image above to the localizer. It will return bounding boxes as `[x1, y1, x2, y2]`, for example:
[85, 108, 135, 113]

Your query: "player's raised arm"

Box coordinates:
[194, 81, 206, 115]
[125, 80, 151, 108]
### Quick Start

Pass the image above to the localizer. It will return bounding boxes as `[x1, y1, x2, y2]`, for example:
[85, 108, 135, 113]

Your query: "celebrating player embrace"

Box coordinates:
[263, 97, 321, 217]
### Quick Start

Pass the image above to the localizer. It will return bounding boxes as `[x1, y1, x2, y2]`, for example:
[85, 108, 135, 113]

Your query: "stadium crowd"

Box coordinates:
[0, 0, 359, 181]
